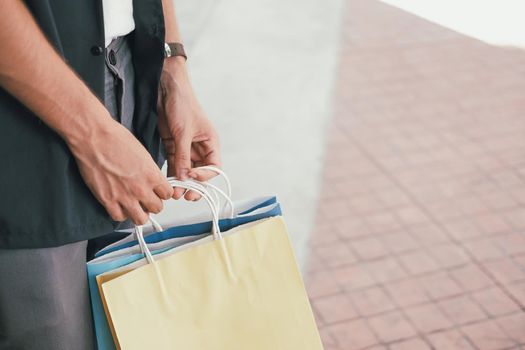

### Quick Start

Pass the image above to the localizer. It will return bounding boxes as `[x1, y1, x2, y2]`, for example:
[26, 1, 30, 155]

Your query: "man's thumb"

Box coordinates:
[173, 135, 192, 180]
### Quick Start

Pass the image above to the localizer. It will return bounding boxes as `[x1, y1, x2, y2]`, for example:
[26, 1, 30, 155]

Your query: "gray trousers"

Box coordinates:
[0, 36, 135, 350]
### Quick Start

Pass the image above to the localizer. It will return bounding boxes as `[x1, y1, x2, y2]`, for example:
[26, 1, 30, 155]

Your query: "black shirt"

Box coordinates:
[0, 0, 165, 248]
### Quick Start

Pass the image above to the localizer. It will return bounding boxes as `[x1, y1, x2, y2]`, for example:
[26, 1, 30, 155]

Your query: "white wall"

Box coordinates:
[163, 0, 344, 267]
[382, 0, 525, 47]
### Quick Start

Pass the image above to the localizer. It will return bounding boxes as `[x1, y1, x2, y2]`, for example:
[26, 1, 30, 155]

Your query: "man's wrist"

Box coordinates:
[163, 56, 187, 74]
[161, 57, 191, 91]
[60, 101, 116, 150]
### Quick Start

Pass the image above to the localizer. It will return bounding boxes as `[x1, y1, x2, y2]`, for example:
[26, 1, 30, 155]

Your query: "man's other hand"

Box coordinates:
[68, 118, 173, 225]
[157, 57, 221, 201]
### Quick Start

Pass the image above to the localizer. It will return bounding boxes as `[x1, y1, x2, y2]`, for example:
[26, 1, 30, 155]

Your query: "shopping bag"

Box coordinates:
[99, 215, 324, 350]
[88, 199, 282, 350]
[95, 196, 279, 257]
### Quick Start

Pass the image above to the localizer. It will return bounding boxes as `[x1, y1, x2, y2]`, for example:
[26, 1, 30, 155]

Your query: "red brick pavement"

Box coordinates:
[305, 1, 525, 349]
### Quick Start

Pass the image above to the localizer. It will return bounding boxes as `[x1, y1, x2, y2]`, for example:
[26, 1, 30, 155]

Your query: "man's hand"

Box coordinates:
[157, 58, 221, 201]
[68, 117, 174, 225]
[0, 1, 173, 225]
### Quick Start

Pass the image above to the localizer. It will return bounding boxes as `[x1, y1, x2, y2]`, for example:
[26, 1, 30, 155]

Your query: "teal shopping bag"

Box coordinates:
[88, 198, 281, 350]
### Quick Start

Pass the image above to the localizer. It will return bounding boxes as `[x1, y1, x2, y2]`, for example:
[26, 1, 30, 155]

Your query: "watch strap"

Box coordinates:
[164, 42, 187, 60]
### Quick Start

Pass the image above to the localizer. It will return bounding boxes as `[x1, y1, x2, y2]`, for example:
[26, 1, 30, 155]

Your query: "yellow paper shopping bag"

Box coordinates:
[99, 216, 324, 350]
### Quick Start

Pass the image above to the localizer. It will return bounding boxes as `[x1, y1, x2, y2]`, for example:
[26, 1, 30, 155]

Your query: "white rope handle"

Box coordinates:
[149, 216, 163, 232]
[135, 166, 231, 264]
[165, 178, 234, 219]
[188, 166, 234, 218]
[135, 179, 223, 264]
[167, 179, 222, 236]
[202, 182, 234, 218]
[194, 166, 232, 198]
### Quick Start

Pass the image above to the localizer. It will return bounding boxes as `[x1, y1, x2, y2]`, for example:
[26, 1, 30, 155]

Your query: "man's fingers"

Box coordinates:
[165, 156, 187, 199]
[140, 194, 164, 214]
[174, 134, 192, 179]
[107, 203, 127, 222]
[163, 138, 186, 199]
[187, 168, 218, 182]
[153, 179, 173, 200]
[126, 202, 149, 226]
[184, 190, 202, 201]
[167, 136, 221, 200]
[187, 140, 221, 181]
[171, 134, 192, 199]
[173, 187, 186, 200]
[198, 139, 221, 166]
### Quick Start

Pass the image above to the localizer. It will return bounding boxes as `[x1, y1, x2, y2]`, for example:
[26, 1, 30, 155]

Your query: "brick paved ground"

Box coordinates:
[305, 1, 525, 349]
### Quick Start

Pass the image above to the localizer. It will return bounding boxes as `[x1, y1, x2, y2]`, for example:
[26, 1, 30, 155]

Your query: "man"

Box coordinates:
[0, 0, 220, 348]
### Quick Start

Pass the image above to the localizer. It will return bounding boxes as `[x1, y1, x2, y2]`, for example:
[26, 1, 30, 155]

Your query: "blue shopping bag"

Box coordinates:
[88, 198, 282, 350]
[95, 196, 278, 258]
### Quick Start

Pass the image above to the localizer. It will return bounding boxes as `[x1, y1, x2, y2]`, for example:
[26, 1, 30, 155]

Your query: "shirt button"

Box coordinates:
[109, 50, 117, 65]
[91, 45, 104, 56]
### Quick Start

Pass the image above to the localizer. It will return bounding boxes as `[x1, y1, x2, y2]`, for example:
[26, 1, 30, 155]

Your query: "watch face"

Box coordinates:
[164, 43, 172, 57]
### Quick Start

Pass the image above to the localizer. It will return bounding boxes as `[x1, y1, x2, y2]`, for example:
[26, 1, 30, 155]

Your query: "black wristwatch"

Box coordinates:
[164, 42, 187, 60]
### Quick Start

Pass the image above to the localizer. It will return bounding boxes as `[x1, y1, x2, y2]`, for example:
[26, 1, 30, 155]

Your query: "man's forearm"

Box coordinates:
[158, 0, 221, 194]
[0, 0, 113, 147]
[161, 0, 188, 70]
[161, 0, 182, 43]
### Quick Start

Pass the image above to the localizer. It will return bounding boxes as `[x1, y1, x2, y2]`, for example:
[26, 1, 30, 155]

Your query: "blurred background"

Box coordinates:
[175, 0, 525, 348]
